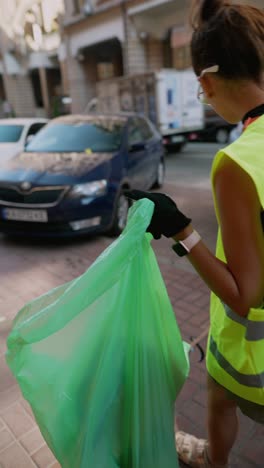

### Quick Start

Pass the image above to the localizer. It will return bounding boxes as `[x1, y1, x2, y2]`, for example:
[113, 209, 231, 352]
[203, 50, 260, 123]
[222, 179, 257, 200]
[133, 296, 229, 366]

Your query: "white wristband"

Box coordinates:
[179, 230, 201, 253]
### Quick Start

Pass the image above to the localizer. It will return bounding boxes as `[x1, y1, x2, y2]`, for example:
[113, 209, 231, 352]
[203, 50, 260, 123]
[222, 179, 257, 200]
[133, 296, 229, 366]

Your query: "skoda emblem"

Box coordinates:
[21, 181, 31, 191]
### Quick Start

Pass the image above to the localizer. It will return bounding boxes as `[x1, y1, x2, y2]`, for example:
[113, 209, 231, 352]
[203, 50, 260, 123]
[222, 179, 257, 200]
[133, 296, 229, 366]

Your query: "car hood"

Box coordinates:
[0, 151, 114, 184]
[0, 143, 22, 163]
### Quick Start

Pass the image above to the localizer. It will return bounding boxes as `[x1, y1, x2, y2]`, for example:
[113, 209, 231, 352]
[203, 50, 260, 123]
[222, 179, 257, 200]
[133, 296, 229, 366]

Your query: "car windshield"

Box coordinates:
[26, 118, 125, 153]
[0, 125, 24, 143]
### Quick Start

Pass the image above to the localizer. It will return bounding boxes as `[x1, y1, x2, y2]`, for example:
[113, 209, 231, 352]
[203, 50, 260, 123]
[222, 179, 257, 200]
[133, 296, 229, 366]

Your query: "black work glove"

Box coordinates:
[124, 190, 191, 239]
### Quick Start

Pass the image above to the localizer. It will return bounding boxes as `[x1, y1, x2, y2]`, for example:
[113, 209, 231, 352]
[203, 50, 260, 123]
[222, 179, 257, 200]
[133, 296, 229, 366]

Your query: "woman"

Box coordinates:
[126, 0, 264, 466]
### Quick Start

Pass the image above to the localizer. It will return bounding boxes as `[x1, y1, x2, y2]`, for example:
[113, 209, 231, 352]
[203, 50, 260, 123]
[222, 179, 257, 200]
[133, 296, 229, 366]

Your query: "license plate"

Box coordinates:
[2, 208, 48, 223]
[171, 135, 184, 143]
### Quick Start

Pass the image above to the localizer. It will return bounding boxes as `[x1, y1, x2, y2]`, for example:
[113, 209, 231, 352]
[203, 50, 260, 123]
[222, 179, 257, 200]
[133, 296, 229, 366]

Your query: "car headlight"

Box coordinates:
[70, 180, 107, 198]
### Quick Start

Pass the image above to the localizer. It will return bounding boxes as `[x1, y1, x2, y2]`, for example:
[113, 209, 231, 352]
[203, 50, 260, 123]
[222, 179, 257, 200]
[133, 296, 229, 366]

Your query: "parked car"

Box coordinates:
[0, 113, 165, 238]
[188, 107, 235, 144]
[0, 118, 48, 164]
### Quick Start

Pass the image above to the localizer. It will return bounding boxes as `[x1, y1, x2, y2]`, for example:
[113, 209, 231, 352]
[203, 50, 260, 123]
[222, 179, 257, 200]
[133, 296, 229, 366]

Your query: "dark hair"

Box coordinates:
[190, 0, 264, 83]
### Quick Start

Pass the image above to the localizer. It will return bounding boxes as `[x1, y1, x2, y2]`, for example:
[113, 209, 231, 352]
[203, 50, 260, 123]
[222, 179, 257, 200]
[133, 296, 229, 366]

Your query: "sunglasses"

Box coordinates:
[197, 65, 219, 105]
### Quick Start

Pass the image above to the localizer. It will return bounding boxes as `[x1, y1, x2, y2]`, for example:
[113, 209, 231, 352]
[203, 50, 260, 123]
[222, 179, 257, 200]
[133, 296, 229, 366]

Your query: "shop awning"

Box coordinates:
[70, 16, 124, 57]
[28, 51, 58, 70]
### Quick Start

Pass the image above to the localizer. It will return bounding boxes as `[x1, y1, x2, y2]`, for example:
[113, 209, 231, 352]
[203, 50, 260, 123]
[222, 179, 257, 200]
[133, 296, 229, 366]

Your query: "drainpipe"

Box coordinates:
[121, 0, 129, 75]
[39, 66, 50, 117]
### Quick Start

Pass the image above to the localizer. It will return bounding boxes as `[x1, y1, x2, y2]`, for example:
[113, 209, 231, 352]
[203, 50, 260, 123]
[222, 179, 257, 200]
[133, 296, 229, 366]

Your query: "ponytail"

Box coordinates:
[191, 0, 228, 29]
[190, 1, 264, 83]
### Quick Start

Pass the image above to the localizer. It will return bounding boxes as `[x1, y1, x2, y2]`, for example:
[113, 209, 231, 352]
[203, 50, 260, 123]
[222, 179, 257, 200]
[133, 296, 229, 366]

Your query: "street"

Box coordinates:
[166, 142, 218, 190]
[1, 0, 264, 464]
[0, 142, 219, 323]
[0, 142, 263, 467]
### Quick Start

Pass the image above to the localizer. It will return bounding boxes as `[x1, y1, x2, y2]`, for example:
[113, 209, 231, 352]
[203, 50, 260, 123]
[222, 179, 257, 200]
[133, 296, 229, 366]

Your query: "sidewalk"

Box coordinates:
[0, 184, 263, 467]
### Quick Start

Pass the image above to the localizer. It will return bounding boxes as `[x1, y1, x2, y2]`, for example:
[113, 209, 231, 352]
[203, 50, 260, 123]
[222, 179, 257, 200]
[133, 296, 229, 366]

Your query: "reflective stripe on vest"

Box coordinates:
[209, 335, 264, 388]
[222, 303, 264, 341]
[207, 115, 264, 404]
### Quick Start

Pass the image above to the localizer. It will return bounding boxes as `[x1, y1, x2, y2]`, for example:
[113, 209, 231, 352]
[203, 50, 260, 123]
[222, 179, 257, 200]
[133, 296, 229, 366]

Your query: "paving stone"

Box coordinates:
[180, 399, 207, 432]
[0, 385, 21, 415]
[0, 442, 36, 467]
[2, 402, 34, 438]
[19, 398, 35, 422]
[193, 388, 207, 407]
[176, 413, 193, 433]
[173, 299, 202, 316]
[32, 444, 57, 468]
[48, 462, 61, 468]
[0, 357, 16, 393]
[231, 456, 258, 468]
[19, 426, 45, 455]
[177, 379, 200, 406]
[189, 366, 207, 386]
[189, 310, 210, 327]
[0, 329, 8, 357]
[0, 428, 14, 452]
[0, 180, 263, 466]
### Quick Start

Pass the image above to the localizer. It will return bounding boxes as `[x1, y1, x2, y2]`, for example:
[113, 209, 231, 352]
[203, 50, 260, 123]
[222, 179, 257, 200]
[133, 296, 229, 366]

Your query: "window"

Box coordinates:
[138, 118, 154, 141]
[73, 0, 82, 14]
[0, 125, 24, 143]
[26, 123, 46, 138]
[26, 118, 125, 153]
[73, 0, 93, 14]
[128, 119, 143, 146]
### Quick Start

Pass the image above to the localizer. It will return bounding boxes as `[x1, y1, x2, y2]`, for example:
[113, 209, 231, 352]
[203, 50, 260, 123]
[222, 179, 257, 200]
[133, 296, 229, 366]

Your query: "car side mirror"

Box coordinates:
[129, 142, 145, 152]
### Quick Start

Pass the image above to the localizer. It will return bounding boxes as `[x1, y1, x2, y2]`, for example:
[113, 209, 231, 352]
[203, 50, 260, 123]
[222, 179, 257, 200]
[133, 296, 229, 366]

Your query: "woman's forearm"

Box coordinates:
[172, 227, 249, 317]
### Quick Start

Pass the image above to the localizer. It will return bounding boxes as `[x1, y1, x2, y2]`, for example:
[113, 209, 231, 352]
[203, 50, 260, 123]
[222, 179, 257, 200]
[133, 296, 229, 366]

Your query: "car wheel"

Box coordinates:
[107, 191, 130, 237]
[215, 128, 229, 144]
[152, 159, 165, 189]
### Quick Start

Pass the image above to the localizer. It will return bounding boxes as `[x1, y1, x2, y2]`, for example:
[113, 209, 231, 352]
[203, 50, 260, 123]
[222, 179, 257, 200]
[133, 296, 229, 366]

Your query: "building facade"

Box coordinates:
[61, 0, 264, 114]
[1, 0, 262, 117]
[0, 0, 64, 118]
[62, 0, 193, 113]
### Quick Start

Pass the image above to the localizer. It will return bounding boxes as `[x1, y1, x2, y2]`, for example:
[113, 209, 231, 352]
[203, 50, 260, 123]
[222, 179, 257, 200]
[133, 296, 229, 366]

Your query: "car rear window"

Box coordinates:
[0, 125, 24, 143]
[26, 118, 125, 153]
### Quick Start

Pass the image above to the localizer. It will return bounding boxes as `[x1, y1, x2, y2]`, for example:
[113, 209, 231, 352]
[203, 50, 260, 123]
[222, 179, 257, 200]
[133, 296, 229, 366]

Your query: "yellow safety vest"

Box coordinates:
[207, 115, 264, 405]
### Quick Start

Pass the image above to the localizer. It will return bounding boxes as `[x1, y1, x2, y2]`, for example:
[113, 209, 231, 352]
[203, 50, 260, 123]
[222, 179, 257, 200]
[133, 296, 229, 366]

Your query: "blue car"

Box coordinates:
[0, 113, 165, 237]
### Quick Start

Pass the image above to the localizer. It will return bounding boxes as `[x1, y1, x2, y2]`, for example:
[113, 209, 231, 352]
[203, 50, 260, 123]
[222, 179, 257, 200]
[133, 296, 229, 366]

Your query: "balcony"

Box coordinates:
[128, 0, 189, 39]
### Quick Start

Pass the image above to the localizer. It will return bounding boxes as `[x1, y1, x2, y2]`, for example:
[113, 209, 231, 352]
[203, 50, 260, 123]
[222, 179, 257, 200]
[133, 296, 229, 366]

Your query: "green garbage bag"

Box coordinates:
[6, 199, 189, 468]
